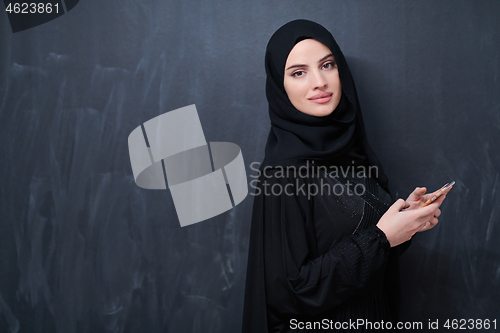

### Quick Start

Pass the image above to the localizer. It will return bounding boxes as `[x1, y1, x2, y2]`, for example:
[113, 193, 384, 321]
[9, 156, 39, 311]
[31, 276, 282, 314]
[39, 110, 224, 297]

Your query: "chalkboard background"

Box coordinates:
[1, 1, 499, 332]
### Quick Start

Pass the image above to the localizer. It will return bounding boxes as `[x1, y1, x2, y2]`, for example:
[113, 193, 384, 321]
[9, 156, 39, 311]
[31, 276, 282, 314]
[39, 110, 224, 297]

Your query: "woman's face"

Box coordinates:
[283, 39, 342, 117]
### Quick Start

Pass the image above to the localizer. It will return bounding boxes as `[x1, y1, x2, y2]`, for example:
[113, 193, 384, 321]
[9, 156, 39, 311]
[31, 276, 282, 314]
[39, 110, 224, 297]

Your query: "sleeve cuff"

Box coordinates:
[372, 225, 391, 250]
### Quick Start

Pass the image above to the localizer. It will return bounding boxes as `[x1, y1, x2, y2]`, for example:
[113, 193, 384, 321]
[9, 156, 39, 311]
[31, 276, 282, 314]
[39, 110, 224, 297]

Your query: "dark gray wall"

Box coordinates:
[1, 1, 499, 332]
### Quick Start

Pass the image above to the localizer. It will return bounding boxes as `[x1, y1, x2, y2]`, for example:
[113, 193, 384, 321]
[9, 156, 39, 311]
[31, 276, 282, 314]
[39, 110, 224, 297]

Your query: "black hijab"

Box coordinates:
[262, 19, 389, 190]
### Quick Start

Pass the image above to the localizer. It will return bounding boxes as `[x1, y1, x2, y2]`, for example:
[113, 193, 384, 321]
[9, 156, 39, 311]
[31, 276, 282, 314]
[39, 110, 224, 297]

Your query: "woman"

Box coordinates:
[242, 20, 450, 332]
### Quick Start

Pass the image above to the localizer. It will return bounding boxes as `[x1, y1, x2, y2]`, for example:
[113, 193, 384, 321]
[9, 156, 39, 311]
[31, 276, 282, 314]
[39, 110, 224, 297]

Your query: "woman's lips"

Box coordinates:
[308, 92, 333, 104]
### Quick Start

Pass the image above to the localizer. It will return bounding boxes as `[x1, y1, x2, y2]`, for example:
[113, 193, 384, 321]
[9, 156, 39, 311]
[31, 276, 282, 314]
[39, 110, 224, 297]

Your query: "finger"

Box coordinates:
[407, 187, 427, 202]
[428, 217, 439, 229]
[418, 217, 439, 232]
[417, 199, 444, 220]
[430, 216, 439, 226]
[426, 194, 447, 209]
[425, 217, 439, 230]
[392, 198, 409, 212]
[418, 221, 431, 232]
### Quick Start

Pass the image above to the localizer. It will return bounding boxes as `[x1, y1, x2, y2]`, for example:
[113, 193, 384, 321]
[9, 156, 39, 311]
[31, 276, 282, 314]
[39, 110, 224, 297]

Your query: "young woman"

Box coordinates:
[242, 19, 450, 332]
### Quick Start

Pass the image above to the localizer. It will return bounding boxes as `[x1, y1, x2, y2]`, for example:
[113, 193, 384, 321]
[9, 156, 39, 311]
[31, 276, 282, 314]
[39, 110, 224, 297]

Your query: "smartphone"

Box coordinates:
[419, 181, 455, 208]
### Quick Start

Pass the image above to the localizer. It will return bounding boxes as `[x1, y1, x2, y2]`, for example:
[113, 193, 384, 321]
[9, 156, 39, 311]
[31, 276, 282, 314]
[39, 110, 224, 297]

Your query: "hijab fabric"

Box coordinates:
[262, 19, 389, 190]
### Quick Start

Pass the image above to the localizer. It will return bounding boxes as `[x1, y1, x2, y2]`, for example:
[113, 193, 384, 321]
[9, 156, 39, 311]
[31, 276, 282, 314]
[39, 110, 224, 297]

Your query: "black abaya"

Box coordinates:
[242, 165, 404, 332]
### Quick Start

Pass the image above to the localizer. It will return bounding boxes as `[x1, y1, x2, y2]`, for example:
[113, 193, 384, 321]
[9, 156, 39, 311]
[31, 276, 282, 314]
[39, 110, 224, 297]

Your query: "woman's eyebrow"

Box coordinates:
[285, 53, 335, 71]
[318, 53, 334, 63]
[285, 63, 307, 71]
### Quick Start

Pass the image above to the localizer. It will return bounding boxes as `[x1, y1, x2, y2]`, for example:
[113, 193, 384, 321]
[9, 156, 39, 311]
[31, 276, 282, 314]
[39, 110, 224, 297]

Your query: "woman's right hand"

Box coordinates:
[376, 194, 447, 247]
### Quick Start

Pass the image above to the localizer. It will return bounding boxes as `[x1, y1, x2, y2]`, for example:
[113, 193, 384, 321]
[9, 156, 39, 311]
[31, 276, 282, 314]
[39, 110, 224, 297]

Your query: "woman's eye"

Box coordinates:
[291, 71, 305, 77]
[322, 62, 336, 69]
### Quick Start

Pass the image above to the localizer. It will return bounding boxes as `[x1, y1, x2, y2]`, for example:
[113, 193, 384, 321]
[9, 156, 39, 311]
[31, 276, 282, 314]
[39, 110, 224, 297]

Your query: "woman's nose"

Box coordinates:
[311, 70, 327, 89]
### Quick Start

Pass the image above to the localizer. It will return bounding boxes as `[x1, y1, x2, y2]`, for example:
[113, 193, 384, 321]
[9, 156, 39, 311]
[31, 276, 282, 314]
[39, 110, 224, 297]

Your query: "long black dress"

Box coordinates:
[242, 163, 405, 332]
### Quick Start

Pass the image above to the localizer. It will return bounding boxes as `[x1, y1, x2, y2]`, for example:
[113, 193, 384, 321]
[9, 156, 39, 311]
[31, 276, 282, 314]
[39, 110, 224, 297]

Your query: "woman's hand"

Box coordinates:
[402, 185, 453, 232]
[376, 193, 447, 247]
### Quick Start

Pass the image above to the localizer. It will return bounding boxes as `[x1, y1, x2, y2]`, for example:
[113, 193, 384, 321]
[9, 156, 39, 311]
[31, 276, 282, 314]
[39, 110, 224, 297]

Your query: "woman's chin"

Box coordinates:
[306, 102, 338, 117]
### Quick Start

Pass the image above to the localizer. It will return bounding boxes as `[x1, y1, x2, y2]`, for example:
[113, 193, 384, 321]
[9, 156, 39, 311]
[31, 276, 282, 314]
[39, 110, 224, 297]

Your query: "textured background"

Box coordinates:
[1, 1, 499, 332]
